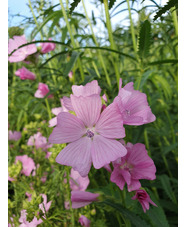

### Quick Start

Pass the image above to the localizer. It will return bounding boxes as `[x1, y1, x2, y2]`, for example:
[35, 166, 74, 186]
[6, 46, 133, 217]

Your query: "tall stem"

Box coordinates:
[59, 0, 84, 81]
[126, 0, 137, 53]
[171, 8, 178, 36]
[103, 0, 120, 89]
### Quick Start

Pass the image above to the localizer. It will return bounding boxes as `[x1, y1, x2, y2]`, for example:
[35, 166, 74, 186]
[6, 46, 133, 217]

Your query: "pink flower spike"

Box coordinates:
[40, 38, 56, 53]
[8, 35, 37, 63]
[8, 130, 21, 141]
[71, 191, 99, 208]
[70, 168, 90, 191]
[72, 80, 101, 97]
[110, 142, 156, 191]
[15, 67, 36, 80]
[114, 81, 156, 125]
[131, 189, 157, 213]
[49, 93, 127, 177]
[39, 194, 52, 214]
[34, 83, 52, 98]
[79, 215, 91, 227]
[15, 155, 36, 176]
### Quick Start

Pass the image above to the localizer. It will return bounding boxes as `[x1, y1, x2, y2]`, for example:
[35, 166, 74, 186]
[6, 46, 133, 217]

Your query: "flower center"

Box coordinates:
[86, 129, 94, 138]
[120, 162, 133, 171]
[125, 109, 131, 116]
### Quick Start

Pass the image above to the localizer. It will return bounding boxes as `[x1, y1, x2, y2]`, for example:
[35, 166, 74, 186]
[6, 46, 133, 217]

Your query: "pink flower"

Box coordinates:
[40, 172, 48, 183]
[25, 192, 32, 201]
[34, 83, 53, 98]
[110, 142, 156, 191]
[131, 189, 157, 213]
[71, 191, 99, 208]
[79, 215, 91, 227]
[27, 132, 52, 150]
[49, 94, 127, 177]
[19, 210, 43, 227]
[64, 201, 70, 210]
[70, 168, 89, 191]
[16, 155, 36, 176]
[68, 71, 73, 79]
[49, 98, 69, 127]
[39, 194, 52, 215]
[114, 80, 156, 125]
[8, 130, 21, 141]
[8, 35, 37, 63]
[40, 38, 56, 53]
[15, 67, 36, 80]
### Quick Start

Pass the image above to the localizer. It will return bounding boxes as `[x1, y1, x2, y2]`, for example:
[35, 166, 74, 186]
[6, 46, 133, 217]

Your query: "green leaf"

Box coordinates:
[148, 59, 178, 65]
[64, 52, 80, 76]
[69, 0, 81, 15]
[103, 200, 150, 227]
[138, 20, 151, 59]
[109, 0, 117, 9]
[158, 175, 177, 204]
[153, 0, 178, 21]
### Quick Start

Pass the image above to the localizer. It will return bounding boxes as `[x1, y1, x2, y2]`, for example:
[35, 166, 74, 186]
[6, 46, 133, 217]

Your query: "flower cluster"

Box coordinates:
[49, 79, 157, 212]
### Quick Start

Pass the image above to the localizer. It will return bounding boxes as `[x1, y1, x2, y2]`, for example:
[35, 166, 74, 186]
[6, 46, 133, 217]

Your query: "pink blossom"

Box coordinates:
[19, 210, 43, 227]
[110, 143, 156, 192]
[25, 192, 32, 201]
[70, 168, 89, 191]
[68, 71, 73, 79]
[8, 216, 15, 227]
[41, 172, 48, 183]
[114, 80, 156, 125]
[79, 215, 91, 227]
[27, 132, 52, 150]
[45, 152, 52, 159]
[49, 94, 127, 177]
[8, 130, 21, 141]
[34, 83, 53, 98]
[102, 94, 107, 102]
[39, 194, 52, 215]
[40, 38, 56, 53]
[131, 189, 157, 213]
[49, 98, 69, 127]
[15, 155, 36, 176]
[15, 67, 36, 80]
[71, 191, 99, 208]
[8, 35, 37, 63]
[64, 201, 70, 210]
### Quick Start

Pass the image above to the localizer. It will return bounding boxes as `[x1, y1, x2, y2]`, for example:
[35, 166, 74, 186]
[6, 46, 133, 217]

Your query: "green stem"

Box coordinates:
[103, 0, 120, 89]
[45, 98, 52, 120]
[126, 0, 137, 53]
[171, 8, 178, 36]
[59, 0, 84, 81]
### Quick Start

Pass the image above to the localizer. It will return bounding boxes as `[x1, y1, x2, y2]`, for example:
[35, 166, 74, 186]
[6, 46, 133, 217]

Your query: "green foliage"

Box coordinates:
[8, 26, 24, 38]
[153, 0, 178, 21]
[137, 20, 151, 59]
[69, 0, 81, 15]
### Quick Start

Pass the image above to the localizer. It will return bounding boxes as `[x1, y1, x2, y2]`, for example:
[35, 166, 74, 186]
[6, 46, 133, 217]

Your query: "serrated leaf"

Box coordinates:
[103, 200, 150, 227]
[69, 0, 81, 15]
[138, 20, 151, 59]
[154, 0, 178, 21]
[109, 0, 117, 9]
[64, 52, 80, 76]
[158, 175, 177, 204]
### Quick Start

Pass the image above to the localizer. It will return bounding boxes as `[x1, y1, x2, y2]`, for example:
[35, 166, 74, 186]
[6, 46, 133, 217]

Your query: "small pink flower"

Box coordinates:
[70, 168, 90, 191]
[64, 201, 70, 210]
[27, 132, 52, 150]
[8, 35, 37, 63]
[131, 189, 157, 213]
[34, 83, 53, 98]
[45, 152, 52, 159]
[8, 130, 21, 141]
[19, 210, 43, 227]
[41, 172, 48, 183]
[16, 155, 36, 176]
[68, 71, 73, 79]
[110, 142, 156, 191]
[71, 191, 99, 208]
[114, 80, 156, 125]
[79, 215, 91, 227]
[25, 192, 32, 201]
[15, 67, 36, 80]
[39, 194, 52, 215]
[40, 38, 56, 53]
[49, 94, 127, 177]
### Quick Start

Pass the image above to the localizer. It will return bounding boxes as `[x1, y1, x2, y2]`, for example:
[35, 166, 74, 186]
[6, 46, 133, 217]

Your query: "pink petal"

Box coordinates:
[127, 179, 141, 192]
[62, 96, 74, 111]
[49, 112, 86, 144]
[71, 94, 102, 127]
[51, 107, 63, 115]
[91, 135, 127, 169]
[95, 102, 125, 139]
[48, 117, 57, 127]
[56, 137, 92, 177]
[72, 80, 101, 97]
[110, 168, 125, 190]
